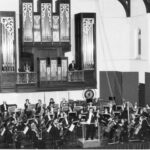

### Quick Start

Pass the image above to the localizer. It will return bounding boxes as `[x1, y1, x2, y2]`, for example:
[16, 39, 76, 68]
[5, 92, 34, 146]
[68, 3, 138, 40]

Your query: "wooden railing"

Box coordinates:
[68, 70, 84, 82]
[16, 72, 37, 84]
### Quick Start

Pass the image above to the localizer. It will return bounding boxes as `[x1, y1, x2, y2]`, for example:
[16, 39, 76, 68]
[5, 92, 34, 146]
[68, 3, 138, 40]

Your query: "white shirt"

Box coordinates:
[4, 104, 7, 111]
[87, 112, 92, 124]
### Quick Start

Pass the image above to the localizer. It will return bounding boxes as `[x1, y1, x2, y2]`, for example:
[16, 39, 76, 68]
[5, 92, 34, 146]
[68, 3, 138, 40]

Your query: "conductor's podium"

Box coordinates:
[77, 122, 101, 148]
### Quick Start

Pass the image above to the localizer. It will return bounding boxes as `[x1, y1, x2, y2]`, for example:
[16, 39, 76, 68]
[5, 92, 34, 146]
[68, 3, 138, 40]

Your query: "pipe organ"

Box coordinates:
[75, 13, 96, 70]
[0, 0, 97, 92]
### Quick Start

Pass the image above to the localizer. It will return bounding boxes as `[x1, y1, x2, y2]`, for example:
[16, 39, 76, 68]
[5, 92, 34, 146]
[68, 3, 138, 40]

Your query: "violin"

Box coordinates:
[105, 119, 116, 133]
[134, 116, 146, 135]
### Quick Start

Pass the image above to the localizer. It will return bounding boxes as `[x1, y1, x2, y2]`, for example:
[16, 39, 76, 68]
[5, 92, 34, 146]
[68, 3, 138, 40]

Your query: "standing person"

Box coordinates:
[47, 98, 55, 113]
[35, 99, 43, 115]
[86, 108, 96, 140]
[1, 101, 8, 119]
[1, 101, 8, 113]
[68, 60, 78, 81]
[24, 99, 31, 111]
[68, 60, 77, 71]
[24, 99, 31, 118]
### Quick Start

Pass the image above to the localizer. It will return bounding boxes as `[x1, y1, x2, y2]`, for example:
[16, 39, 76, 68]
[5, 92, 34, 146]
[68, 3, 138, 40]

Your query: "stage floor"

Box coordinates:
[0, 139, 150, 149]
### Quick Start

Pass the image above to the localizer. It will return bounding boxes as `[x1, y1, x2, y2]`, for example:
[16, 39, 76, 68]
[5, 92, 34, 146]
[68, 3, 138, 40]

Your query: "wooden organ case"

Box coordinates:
[0, 0, 97, 92]
[75, 13, 97, 88]
[0, 11, 16, 91]
[18, 0, 72, 91]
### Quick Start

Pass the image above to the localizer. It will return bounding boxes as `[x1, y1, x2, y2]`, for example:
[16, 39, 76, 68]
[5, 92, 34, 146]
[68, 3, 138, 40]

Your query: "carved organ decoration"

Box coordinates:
[0, 15, 15, 72]
[21, 0, 70, 43]
[22, 2, 33, 42]
[61, 59, 67, 81]
[40, 59, 47, 81]
[82, 18, 94, 70]
[34, 14, 41, 42]
[60, 3, 70, 42]
[39, 57, 68, 82]
[53, 15, 59, 42]
[75, 13, 96, 70]
[50, 59, 57, 81]
[41, 3, 52, 42]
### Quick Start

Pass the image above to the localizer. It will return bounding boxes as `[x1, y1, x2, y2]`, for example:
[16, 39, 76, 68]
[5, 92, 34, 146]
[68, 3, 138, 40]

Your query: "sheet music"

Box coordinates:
[1, 128, 6, 136]
[23, 126, 29, 134]
[69, 124, 75, 132]
[47, 125, 52, 133]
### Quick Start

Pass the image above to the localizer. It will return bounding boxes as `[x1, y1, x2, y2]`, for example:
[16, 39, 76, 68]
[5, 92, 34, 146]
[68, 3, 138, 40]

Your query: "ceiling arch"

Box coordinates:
[117, 0, 130, 17]
[143, 0, 150, 13]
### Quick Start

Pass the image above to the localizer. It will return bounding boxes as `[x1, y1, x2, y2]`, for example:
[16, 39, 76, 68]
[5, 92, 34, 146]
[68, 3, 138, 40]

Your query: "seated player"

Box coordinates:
[35, 99, 43, 115]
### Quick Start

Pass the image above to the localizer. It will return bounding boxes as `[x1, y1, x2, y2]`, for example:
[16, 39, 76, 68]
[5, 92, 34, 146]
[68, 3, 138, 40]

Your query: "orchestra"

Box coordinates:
[1, 98, 150, 148]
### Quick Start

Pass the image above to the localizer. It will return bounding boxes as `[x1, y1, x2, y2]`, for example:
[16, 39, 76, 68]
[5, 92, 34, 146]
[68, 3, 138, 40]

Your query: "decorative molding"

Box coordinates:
[143, 0, 150, 13]
[118, 0, 130, 17]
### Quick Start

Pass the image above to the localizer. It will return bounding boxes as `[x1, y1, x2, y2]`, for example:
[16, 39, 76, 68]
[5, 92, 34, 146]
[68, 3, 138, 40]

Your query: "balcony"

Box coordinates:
[68, 70, 84, 82]
[16, 72, 37, 85]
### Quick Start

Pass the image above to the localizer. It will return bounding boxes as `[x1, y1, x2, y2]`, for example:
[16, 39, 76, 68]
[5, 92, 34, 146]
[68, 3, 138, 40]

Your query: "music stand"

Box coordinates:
[28, 104, 36, 110]
[69, 112, 77, 121]
[86, 99, 92, 104]
[8, 106, 17, 113]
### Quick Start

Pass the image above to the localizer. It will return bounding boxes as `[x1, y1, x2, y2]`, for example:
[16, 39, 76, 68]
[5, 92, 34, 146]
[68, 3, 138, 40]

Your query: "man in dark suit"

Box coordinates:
[68, 60, 77, 71]
[86, 108, 96, 140]
[35, 99, 42, 115]
[1, 101, 8, 113]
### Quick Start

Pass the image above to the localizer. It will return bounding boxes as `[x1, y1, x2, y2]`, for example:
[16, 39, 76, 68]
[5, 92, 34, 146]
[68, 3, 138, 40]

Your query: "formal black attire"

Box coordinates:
[68, 63, 77, 71]
[85, 112, 96, 140]
[1, 104, 8, 113]
[35, 103, 42, 114]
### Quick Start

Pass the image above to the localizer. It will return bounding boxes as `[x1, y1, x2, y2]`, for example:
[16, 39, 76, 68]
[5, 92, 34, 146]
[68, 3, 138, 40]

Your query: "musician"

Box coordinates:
[1, 101, 8, 114]
[87, 102, 93, 111]
[86, 108, 96, 140]
[62, 112, 69, 128]
[24, 99, 30, 111]
[48, 98, 55, 107]
[120, 102, 128, 120]
[30, 122, 39, 148]
[24, 99, 31, 118]
[60, 98, 68, 111]
[35, 99, 43, 115]
[141, 108, 149, 118]
[50, 118, 61, 148]
[146, 104, 150, 109]
[119, 119, 128, 142]
[47, 99, 55, 114]
[3, 122, 14, 148]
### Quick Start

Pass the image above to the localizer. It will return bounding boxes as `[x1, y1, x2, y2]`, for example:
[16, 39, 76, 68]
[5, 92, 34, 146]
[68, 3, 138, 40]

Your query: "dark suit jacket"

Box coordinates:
[86, 112, 96, 124]
[1, 104, 8, 113]
[35, 103, 42, 114]
[68, 63, 77, 71]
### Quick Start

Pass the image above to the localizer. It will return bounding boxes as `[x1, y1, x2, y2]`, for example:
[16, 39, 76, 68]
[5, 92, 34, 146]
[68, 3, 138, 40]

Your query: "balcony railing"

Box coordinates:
[68, 70, 84, 82]
[16, 72, 37, 84]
